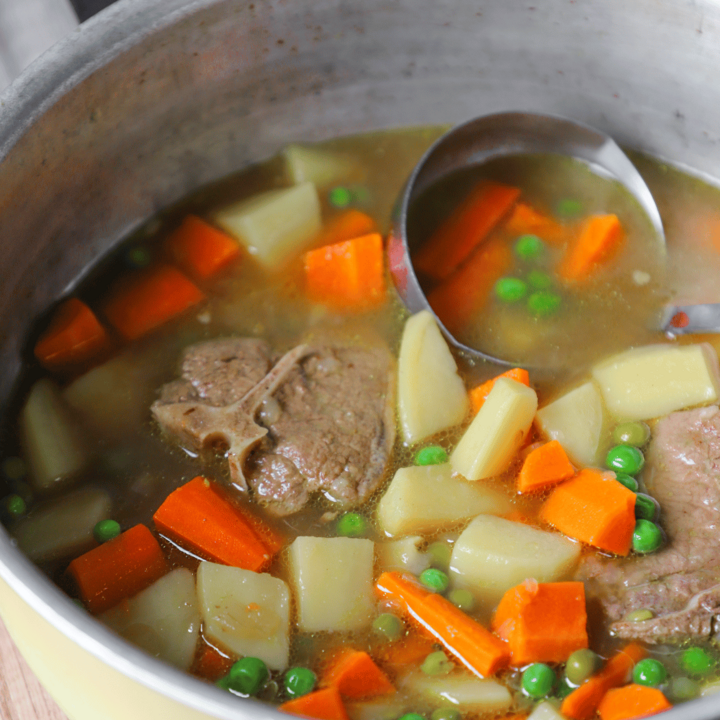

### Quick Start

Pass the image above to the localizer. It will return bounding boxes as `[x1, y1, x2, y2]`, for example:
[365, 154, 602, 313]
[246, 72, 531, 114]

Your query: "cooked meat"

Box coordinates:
[580, 405, 720, 643]
[152, 338, 396, 516]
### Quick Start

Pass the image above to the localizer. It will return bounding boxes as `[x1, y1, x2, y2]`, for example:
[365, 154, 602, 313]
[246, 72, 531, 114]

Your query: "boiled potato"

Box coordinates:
[451, 378, 537, 481]
[287, 536, 374, 632]
[535, 380, 610, 467]
[450, 515, 581, 608]
[101, 568, 200, 670]
[401, 671, 512, 713]
[376, 463, 511, 536]
[376, 536, 431, 575]
[215, 182, 321, 268]
[197, 562, 290, 670]
[283, 144, 360, 187]
[347, 699, 409, 720]
[592, 342, 720, 421]
[398, 311, 469, 444]
[528, 702, 566, 720]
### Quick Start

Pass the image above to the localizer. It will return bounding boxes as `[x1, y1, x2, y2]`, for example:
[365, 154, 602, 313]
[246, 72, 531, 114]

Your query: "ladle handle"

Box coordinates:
[662, 304, 720, 336]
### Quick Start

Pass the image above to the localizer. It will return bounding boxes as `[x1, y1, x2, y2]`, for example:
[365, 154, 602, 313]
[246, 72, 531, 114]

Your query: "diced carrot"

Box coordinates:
[428, 234, 513, 335]
[322, 648, 395, 699]
[598, 684, 672, 720]
[191, 642, 236, 681]
[103, 264, 205, 340]
[375, 632, 436, 672]
[312, 210, 376, 248]
[304, 233, 386, 309]
[67, 524, 168, 614]
[557, 214, 624, 283]
[469, 368, 531, 414]
[517, 440, 575, 493]
[375, 571, 510, 678]
[491, 580, 588, 666]
[539, 468, 637, 555]
[504, 202, 567, 245]
[153, 476, 284, 572]
[34, 298, 109, 371]
[413, 181, 520, 280]
[166, 215, 241, 280]
[561, 644, 647, 720]
[280, 686, 350, 720]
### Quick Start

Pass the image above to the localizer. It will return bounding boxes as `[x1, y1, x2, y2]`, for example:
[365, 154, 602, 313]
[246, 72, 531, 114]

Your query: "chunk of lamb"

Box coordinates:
[580, 405, 720, 643]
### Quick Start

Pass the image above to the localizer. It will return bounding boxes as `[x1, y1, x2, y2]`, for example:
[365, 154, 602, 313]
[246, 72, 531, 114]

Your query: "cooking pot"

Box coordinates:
[1, 1, 719, 718]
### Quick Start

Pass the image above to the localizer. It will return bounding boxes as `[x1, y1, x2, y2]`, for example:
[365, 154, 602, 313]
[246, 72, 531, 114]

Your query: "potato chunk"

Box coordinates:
[283, 144, 360, 188]
[400, 672, 512, 713]
[376, 463, 511, 536]
[451, 378, 537, 481]
[287, 536, 374, 632]
[376, 536, 431, 575]
[196, 562, 290, 670]
[450, 515, 581, 608]
[592, 342, 720, 421]
[398, 311, 469, 444]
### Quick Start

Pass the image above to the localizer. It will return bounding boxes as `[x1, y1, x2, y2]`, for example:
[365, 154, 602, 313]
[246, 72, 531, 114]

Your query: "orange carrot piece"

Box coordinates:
[280, 686, 350, 720]
[34, 298, 109, 371]
[539, 468, 637, 555]
[376, 571, 510, 678]
[558, 214, 624, 282]
[103, 264, 205, 340]
[469, 368, 531, 414]
[322, 648, 395, 699]
[504, 202, 567, 245]
[375, 632, 436, 672]
[598, 684, 672, 720]
[192, 642, 236, 681]
[312, 210, 376, 248]
[491, 580, 588, 666]
[428, 234, 513, 334]
[413, 181, 520, 280]
[153, 476, 284, 572]
[67, 524, 168, 614]
[517, 440, 575, 493]
[561, 644, 647, 720]
[304, 233, 386, 309]
[166, 215, 241, 280]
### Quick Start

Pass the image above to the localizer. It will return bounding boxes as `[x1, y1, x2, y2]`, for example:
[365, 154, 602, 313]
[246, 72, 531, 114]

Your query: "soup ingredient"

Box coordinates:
[337, 513, 367, 538]
[527, 290, 562, 317]
[427, 541, 452, 569]
[539, 468, 637, 556]
[101, 568, 200, 670]
[376, 536, 431, 575]
[591, 343, 720, 422]
[280, 686, 349, 720]
[329, 187, 352, 208]
[634, 495, 659, 522]
[419, 568, 450, 594]
[322, 648, 395, 698]
[376, 571, 511, 677]
[605, 446, 645, 476]
[421, 651, 453, 676]
[375, 633, 436, 674]
[494, 277, 528, 303]
[491, 581, 588, 666]
[612, 421, 651, 447]
[668, 677, 699, 701]
[468, 368, 530, 414]
[311, 209, 376, 249]
[517, 440, 575, 494]
[633, 658, 667, 687]
[528, 269, 553, 290]
[451, 378, 537, 482]
[214, 182, 322, 268]
[287, 536, 374, 632]
[376, 463, 511, 537]
[283, 144, 358, 188]
[2, 494, 25, 519]
[556, 199, 583, 219]
[515, 234, 545, 261]
[67, 523, 169, 614]
[448, 588, 474, 612]
[528, 702, 566, 720]
[400, 672, 512, 714]
[93, 519, 121, 543]
[597, 684, 672, 720]
[304, 233, 386, 309]
[372, 613, 404, 641]
[449, 515, 581, 607]
[284, 667, 317, 699]
[681, 647, 714, 676]
[521, 663, 556, 699]
[397, 311, 468, 444]
[506, 203, 566, 245]
[615, 474, 639, 492]
[193, 643, 235, 682]
[557, 214, 624, 283]
[20, 379, 87, 492]
[632, 520, 663, 555]
[33, 297, 108, 371]
[430, 708, 461, 720]
[414, 446, 449, 466]
[220, 656, 269, 695]
[565, 649, 602, 685]
[196, 561, 290, 670]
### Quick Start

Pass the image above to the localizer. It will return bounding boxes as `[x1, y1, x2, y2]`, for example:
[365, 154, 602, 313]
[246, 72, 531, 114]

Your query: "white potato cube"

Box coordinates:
[401, 672, 512, 713]
[287, 536, 374, 632]
[376, 463, 511, 537]
[101, 569, 200, 670]
[528, 702, 567, 720]
[376, 536, 431, 575]
[535, 380, 610, 467]
[215, 182, 321, 268]
[450, 515, 581, 608]
[398, 311, 469, 444]
[283, 144, 360, 188]
[347, 699, 409, 720]
[451, 378, 537, 481]
[592, 343, 720, 421]
[197, 562, 290, 670]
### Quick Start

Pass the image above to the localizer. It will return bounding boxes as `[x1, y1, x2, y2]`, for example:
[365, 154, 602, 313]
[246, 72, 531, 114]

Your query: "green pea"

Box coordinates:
[527, 290, 561, 317]
[624, 608, 654, 622]
[216, 675, 233, 691]
[419, 568, 449, 594]
[284, 667, 317, 698]
[448, 588, 475, 612]
[556, 677, 576, 699]
[421, 650, 453, 676]
[126, 245, 152, 268]
[522, 663, 556, 698]
[495, 277, 528, 303]
[3, 494, 26, 518]
[415, 445, 449, 466]
[615, 473, 638, 492]
[565, 649, 601, 685]
[606, 445, 645, 476]
[669, 676, 700, 701]
[427, 541, 452, 569]
[350, 185, 371, 204]
[527, 269, 553, 290]
[431, 708, 461, 720]
[94, 519, 121, 543]
[633, 658, 667, 687]
[329, 186, 352, 208]
[633, 519, 663, 554]
[635, 494, 659, 522]
[337, 512, 367, 537]
[612, 421, 651, 447]
[398, 714, 425, 720]
[228, 657, 269, 696]
[681, 647, 715, 676]
[515, 234, 545, 260]
[372, 613, 404, 641]
[556, 199, 583, 218]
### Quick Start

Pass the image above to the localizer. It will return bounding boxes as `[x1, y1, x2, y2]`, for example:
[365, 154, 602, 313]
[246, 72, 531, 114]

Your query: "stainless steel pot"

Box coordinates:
[0, 1, 719, 718]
